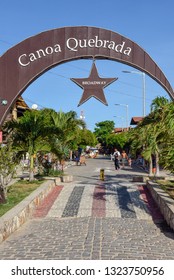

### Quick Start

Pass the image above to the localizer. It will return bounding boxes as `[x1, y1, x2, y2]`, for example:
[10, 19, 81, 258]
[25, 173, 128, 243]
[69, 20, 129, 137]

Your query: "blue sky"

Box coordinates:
[1, 0, 174, 131]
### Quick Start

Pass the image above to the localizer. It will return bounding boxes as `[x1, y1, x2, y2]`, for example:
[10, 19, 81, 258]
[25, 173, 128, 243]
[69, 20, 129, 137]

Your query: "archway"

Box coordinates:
[0, 26, 173, 126]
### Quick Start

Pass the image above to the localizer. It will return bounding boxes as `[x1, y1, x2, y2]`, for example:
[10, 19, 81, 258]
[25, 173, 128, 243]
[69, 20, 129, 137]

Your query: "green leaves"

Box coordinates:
[94, 120, 115, 147]
[0, 142, 19, 198]
[130, 96, 174, 174]
[106, 132, 129, 150]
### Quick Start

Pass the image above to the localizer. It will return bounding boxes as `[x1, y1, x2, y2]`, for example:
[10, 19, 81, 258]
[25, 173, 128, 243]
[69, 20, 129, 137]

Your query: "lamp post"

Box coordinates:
[80, 110, 85, 120]
[115, 103, 129, 129]
[122, 70, 146, 117]
[31, 104, 38, 110]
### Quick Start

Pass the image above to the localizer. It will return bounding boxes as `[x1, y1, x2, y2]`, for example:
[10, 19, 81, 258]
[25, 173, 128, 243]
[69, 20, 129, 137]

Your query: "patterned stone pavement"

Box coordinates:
[0, 157, 174, 259]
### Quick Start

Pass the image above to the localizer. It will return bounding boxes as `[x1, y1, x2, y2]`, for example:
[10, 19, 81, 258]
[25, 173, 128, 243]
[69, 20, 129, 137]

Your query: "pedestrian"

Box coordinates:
[110, 153, 113, 161]
[78, 146, 82, 156]
[128, 152, 132, 167]
[113, 148, 120, 170]
[79, 154, 86, 165]
[121, 150, 128, 168]
[74, 150, 80, 166]
[74, 146, 82, 166]
[152, 154, 156, 175]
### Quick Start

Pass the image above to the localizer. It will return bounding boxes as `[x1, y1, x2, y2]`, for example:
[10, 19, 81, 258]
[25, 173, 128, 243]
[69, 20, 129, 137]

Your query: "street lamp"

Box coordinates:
[31, 104, 38, 110]
[115, 103, 129, 129]
[122, 70, 146, 117]
[80, 110, 85, 120]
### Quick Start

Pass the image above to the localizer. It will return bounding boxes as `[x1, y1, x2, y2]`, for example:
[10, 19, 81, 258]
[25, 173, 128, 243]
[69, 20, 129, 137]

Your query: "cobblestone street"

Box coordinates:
[0, 157, 174, 259]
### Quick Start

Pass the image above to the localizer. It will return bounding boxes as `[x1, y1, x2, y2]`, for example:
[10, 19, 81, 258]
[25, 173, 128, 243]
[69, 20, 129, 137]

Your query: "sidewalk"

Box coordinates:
[0, 158, 174, 259]
[132, 161, 174, 179]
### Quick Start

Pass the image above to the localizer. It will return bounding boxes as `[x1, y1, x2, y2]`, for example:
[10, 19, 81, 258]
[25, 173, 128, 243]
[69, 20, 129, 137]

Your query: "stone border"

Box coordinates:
[43, 175, 73, 183]
[60, 175, 73, 183]
[147, 180, 174, 231]
[0, 180, 56, 244]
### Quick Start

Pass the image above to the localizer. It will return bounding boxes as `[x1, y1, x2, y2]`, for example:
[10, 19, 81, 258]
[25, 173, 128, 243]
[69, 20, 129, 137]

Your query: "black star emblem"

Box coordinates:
[71, 62, 117, 106]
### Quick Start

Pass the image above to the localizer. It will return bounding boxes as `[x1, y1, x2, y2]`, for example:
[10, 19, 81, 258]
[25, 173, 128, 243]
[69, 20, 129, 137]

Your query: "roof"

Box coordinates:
[16, 96, 29, 109]
[114, 128, 123, 133]
[130, 117, 144, 125]
[113, 127, 129, 133]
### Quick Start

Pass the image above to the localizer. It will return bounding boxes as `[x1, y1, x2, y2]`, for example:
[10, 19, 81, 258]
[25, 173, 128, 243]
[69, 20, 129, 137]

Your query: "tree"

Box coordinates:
[49, 110, 86, 166]
[150, 96, 169, 112]
[129, 96, 170, 176]
[4, 109, 51, 181]
[158, 101, 174, 173]
[106, 131, 130, 151]
[94, 120, 115, 150]
[0, 141, 19, 201]
[130, 113, 164, 176]
[77, 129, 97, 148]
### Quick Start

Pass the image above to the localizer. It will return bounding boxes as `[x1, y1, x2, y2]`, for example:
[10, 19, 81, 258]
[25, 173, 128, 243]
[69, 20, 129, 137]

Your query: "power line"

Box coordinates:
[48, 71, 152, 101]
[1, 38, 163, 105]
[23, 97, 45, 109]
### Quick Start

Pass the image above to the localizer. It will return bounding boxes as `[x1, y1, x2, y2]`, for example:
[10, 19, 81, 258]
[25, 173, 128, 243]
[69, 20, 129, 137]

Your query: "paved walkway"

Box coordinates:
[0, 156, 174, 259]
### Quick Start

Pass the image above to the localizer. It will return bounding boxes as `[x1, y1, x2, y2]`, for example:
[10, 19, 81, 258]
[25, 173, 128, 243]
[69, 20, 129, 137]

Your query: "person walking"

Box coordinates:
[121, 150, 128, 168]
[113, 148, 120, 170]
[128, 152, 132, 167]
[75, 146, 82, 166]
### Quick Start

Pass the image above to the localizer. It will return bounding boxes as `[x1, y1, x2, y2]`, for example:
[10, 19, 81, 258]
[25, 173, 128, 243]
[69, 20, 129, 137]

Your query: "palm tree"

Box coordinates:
[5, 109, 51, 181]
[149, 96, 170, 175]
[129, 123, 153, 174]
[151, 96, 169, 112]
[49, 110, 86, 168]
[159, 101, 174, 173]
[130, 96, 170, 176]
[0, 141, 19, 200]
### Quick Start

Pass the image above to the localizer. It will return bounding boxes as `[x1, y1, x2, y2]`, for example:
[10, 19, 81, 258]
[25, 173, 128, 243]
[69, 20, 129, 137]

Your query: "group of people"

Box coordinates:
[112, 148, 131, 170]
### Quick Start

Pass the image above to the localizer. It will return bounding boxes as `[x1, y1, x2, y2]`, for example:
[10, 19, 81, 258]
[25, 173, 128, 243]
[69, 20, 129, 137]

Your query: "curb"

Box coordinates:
[147, 180, 174, 231]
[0, 180, 56, 244]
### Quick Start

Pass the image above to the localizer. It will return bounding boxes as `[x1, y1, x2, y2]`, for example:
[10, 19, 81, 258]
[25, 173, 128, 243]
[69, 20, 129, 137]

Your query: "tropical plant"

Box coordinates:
[77, 129, 97, 148]
[159, 101, 174, 173]
[150, 96, 169, 112]
[129, 96, 170, 176]
[94, 120, 115, 150]
[0, 141, 19, 201]
[49, 110, 86, 168]
[106, 131, 130, 151]
[4, 109, 51, 181]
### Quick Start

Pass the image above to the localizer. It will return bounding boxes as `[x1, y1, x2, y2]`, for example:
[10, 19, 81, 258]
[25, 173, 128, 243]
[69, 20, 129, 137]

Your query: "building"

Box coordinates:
[1, 96, 29, 143]
[130, 117, 144, 126]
